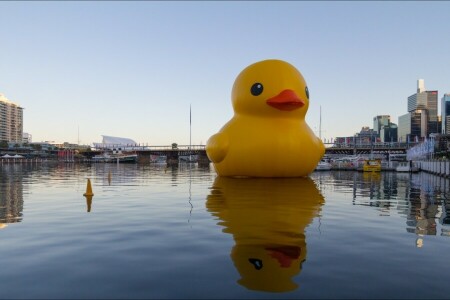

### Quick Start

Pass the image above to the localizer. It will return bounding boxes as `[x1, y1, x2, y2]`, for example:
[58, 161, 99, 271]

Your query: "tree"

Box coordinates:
[31, 144, 42, 151]
[0, 140, 8, 149]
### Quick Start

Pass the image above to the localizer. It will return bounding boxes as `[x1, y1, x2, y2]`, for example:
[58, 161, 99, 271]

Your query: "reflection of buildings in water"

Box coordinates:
[0, 166, 24, 227]
[328, 171, 402, 213]
[206, 177, 324, 293]
[326, 171, 450, 241]
[405, 173, 450, 237]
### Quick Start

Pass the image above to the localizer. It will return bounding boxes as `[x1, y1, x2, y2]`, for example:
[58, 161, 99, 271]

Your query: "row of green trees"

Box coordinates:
[0, 140, 42, 150]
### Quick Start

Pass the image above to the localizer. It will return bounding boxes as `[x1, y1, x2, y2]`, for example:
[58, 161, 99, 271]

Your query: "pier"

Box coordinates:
[134, 145, 210, 164]
[131, 142, 413, 163]
[4, 142, 450, 179]
[418, 160, 450, 178]
[0, 142, 417, 165]
[324, 142, 412, 156]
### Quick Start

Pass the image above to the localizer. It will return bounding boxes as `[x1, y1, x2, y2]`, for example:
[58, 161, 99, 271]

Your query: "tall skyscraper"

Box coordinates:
[398, 80, 438, 142]
[0, 93, 23, 143]
[441, 93, 450, 134]
[380, 123, 398, 143]
[417, 79, 425, 93]
[373, 115, 390, 135]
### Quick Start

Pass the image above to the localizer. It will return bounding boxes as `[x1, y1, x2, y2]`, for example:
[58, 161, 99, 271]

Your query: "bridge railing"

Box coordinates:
[93, 144, 206, 151]
[329, 142, 419, 149]
[147, 145, 206, 151]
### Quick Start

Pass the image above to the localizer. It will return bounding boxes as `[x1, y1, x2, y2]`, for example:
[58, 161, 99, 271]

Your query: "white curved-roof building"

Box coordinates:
[93, 135, 138, 149]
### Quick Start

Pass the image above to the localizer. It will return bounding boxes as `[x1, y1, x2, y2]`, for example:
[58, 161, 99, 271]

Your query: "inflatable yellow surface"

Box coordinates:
[206, 59, 325, 177]
[206, 176, 324, 292]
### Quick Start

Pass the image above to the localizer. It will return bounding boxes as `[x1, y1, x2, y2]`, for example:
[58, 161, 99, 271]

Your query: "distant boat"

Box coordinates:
[151, 155, 167, 163]
[315, 160, 332, 171]
[362, 159, 381, 172]
[92, 152, 137, 163]
[179, 154, 198, 163]
[396, 161, 419, 173]
[331, 155, 363, 169]
[113, 153, 138, 163]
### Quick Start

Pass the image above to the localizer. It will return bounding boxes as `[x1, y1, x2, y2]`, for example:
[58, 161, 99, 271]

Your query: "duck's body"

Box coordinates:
[206, 59, 325, 177]
[208, 116, 323, 177]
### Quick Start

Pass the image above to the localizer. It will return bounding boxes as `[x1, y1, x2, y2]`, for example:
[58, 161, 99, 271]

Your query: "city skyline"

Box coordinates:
[1, 82, 444, 146]
[1, 2, 450, 145]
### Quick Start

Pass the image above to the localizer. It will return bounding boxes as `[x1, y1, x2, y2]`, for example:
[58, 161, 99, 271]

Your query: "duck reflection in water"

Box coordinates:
[206, 177, 324, 292]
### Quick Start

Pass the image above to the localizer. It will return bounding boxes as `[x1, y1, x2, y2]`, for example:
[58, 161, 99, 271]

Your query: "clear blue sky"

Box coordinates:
[1, 1, 449, 146]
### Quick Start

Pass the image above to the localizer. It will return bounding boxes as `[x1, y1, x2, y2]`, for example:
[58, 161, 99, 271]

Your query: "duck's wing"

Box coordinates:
[206, 133, 229, 163]
[317, 137, 325, 156]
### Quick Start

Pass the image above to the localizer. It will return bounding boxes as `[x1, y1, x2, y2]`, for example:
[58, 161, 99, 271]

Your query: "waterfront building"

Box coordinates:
[29, 142, 59, 151]
[441, 93, 450, 134]
[373, 115, 390, 135]
[398, 110, 424, 143]
[380, 123, 398, 143]
[22, 132, 32, 143]
[355, 126, 378, 144]
[93, 135, 140, 153]
[0, 93, 23, 143]
[398, 80, 439, 142]
[373, 115, 398, 142]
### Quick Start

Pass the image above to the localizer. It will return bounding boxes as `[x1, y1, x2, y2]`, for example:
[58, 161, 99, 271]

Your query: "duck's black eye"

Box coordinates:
[251, 83, 263, 96]
[305, 86, 309, 99]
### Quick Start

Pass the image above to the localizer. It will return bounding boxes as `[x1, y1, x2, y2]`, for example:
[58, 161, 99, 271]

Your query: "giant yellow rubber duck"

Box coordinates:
[206, 59, 325, 177]
[206, 176, 324, 292]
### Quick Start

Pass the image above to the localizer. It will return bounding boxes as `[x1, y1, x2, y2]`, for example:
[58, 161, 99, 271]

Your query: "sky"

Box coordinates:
[1, 1, 450, 146]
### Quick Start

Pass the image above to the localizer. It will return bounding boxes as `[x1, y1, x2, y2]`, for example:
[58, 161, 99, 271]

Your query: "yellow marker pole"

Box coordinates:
[83, 178, 94, 196]
[83, 178, 94, 212]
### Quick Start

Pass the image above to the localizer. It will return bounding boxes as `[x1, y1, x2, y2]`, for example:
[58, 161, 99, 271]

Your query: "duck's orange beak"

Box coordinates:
[266, 89, 304, 111]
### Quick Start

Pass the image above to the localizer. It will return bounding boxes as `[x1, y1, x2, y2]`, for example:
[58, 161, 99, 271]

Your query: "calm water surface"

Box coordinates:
[1, 163, 450, 299]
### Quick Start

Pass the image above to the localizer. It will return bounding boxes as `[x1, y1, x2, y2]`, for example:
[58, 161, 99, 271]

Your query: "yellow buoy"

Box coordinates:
[83, 178, 94, 196]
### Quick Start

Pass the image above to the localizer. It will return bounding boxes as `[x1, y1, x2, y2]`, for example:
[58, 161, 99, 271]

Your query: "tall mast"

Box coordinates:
[190, 104, 192, 148]
[319, 105, 322, 140]
[189, 104, 192, 160]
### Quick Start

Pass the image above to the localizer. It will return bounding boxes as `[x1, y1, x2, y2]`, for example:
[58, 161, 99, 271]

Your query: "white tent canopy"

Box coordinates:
[1, 154, 24, 159]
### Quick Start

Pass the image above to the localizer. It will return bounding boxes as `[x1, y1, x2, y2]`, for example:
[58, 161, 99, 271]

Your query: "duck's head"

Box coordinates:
[231, 59, 310, 119]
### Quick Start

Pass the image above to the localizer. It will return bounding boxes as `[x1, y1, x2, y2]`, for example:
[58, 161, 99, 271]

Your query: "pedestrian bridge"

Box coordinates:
[121, 142, 415, 163]
[324, 142, 413, 156]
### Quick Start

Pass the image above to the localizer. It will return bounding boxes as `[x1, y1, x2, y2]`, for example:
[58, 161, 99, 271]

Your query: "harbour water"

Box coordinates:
[1, 163, 450, 299]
